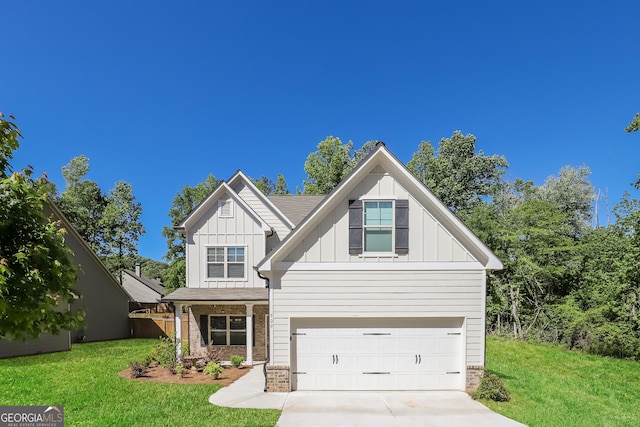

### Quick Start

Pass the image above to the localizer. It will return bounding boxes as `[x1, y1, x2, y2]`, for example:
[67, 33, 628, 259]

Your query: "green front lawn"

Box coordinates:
[0, 339, 280, 427]
[484, 336, 640, 427]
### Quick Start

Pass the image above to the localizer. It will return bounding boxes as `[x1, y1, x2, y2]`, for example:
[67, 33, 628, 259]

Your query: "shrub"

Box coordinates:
[180, 355, 193, 370]
[203, 344, 223, 363]
[149, 334, 177, 368]
[141, 353, 155, 367]
[203, 362, 223, 379]
[471, 372, 511, 402]
[128, 362, 147, 379]
[230, 355, 244, 368]
[175, 364, 185, 378]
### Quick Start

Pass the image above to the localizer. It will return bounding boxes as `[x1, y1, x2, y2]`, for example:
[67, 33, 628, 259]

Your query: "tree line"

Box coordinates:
[2, 111, 639, 361]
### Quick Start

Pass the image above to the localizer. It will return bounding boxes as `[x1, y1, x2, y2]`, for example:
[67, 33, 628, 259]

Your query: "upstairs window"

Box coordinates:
[364, 201, 393, 252]
[349, 199, 408, 255]
[207, 246, 245, 279]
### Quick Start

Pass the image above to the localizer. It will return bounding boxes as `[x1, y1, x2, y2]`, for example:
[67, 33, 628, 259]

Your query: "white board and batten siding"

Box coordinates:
[232, 181, 291, 251]
[282, 169, 476, 264]
[186, 192, 266, 289]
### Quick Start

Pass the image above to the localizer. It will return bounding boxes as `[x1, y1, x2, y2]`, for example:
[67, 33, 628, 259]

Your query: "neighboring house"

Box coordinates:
[0, 203, 131, 358]
[163, 143, 503, 392]
[122, 265, 167, 312]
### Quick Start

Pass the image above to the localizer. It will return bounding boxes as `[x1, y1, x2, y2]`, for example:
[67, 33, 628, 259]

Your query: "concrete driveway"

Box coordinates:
[209, 365, 526, 427]
[276, 390, 526, 427]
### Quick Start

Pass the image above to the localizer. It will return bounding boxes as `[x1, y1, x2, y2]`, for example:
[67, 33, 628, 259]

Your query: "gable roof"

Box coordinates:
[228, 170, 296, 229]
[123, 270, 165, 295]
[269, 195, 325, 226]
[178, 181, 271, 232]
[257, 143, 504, 272]
[46, 202, 132, 301]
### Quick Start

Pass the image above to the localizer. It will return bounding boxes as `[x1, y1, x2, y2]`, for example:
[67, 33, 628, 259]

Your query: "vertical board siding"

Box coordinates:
[186, 191, 265, 289]
[272, 269, 486, 366]
[233, 182, 291, 239]
[282, 170, 476, 264]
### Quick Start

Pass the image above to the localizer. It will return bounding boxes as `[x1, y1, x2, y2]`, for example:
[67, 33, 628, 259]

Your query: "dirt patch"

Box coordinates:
[118, 363, 251, 386]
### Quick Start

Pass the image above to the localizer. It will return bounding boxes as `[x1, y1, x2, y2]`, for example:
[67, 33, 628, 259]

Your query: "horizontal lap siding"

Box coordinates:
[272, 269, 485, 366]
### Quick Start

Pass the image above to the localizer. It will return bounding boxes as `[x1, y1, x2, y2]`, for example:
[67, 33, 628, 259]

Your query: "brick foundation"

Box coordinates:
[266, 365, 290, 392]
[466, 365, 484, 392]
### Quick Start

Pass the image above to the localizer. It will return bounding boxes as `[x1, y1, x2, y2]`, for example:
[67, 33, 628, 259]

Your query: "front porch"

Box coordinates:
[162, 288, 268, 364]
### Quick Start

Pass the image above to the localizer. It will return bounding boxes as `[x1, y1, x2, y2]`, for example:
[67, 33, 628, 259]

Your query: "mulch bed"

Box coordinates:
[118, 363, 251, 386]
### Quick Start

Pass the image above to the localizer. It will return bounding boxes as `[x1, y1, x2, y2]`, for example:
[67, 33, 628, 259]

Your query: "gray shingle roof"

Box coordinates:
[123, 270, 166, 295]
[269, 195, 325, 226]
[162, 287, 267, 302]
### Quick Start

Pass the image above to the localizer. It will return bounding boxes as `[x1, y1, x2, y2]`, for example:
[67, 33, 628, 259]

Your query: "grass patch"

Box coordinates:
[0, 339, 280, 426]
[484, 336, 640, 427]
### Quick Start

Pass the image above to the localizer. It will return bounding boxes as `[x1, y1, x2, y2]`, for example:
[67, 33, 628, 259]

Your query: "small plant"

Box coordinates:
[182, 342, 190, 356]
[230, 355, 244, 368]
[141, 353, 155, 367]
[175, 364, 185, 378]
[203, 362, 223, 379]
[179, 355, 193, 370]
[471, 372, 511, 402]
[128, 361, 147, 379]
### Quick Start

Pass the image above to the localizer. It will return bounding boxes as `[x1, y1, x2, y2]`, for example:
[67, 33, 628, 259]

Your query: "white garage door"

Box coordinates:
[291, 318, 465, 391]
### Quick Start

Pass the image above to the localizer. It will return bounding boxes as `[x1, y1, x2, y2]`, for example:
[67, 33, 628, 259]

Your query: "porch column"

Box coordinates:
[175, 303, 183, 359]
[246, 303, 254, 365]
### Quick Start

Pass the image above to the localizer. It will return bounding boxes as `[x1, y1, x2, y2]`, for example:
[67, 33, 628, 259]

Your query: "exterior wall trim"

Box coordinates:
[273, 262, 486, 271]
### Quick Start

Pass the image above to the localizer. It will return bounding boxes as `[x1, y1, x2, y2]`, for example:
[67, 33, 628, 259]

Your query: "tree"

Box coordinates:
[626, 113, 640, 133]
[303, 136, 353, 194]
[251, 176, 276, 195]
[162, 174, 219, 292]
[274, 173, 290, 195]
[252, 174, 290, 195]
[58, 155, 108, 254]
[349, 140, 380, 171]
[407, 131, 508, 217]
[626, 113, 640, 188]
[101, 180, 145, 282]
[536, 165, 595, 238]
[0, 113, 84, 340]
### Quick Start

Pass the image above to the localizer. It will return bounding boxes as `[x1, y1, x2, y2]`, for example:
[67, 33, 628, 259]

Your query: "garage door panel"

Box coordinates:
[292, 318, 465, 391]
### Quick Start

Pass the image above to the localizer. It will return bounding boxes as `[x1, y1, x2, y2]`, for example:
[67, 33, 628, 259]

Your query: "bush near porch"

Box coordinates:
[0, 339, 281, 426]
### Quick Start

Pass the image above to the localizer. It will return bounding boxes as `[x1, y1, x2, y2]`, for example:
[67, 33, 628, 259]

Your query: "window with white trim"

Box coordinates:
[206, 246, 245, 279]
[208, 315, 255, 346]
[363, 201, 394, 252]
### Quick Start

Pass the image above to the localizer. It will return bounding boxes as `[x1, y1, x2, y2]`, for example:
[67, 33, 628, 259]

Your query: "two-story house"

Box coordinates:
[163, 143, 502, 392]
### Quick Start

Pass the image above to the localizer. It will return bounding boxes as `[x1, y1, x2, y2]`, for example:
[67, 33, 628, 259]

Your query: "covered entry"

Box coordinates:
[291, 317, 465, 391]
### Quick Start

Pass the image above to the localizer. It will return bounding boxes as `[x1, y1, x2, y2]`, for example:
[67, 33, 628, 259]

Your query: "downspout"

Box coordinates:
[257, 226, 274, 392]
[256, 268, 271, 392]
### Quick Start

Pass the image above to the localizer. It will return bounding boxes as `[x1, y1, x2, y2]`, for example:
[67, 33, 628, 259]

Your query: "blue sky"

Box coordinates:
[2, 1, 639, 261]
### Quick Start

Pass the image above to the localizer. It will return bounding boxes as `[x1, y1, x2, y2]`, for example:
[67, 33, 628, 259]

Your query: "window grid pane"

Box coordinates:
[227, 263, 244, 278]
[363, 201, 393, 252]
[207, 247, 224, 262]
[207, 264, 224, 278]
[207, 247, 245, 279]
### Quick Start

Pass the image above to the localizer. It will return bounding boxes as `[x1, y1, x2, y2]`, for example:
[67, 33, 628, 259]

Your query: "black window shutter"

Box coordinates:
[395, 199, 409, 255]
[199, 315, 208, 346]
[349, 199, 363, 255]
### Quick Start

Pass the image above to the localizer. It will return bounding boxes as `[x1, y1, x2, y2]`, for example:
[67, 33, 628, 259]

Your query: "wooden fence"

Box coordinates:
[129, 314, 188, 341]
